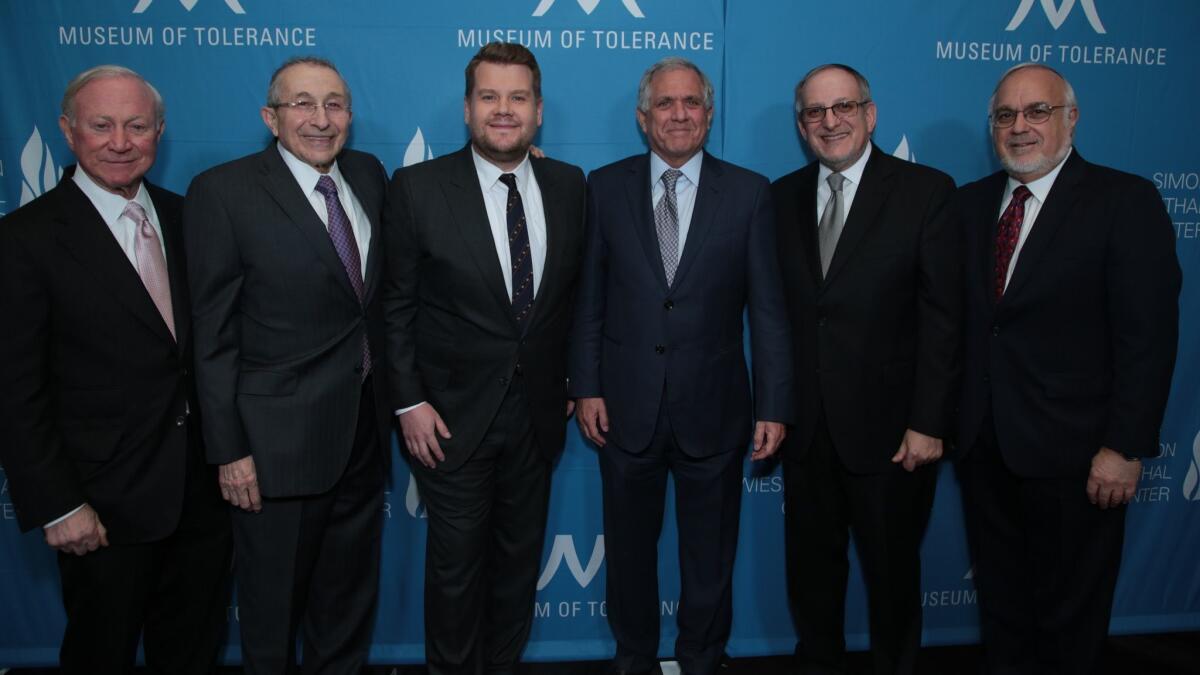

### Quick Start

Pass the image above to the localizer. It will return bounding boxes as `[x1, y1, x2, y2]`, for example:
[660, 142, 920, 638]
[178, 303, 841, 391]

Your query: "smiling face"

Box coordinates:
[261, 62, 351, 173]
[465, 61, 542, 171]
[637, 66, 713, 168]
[991, 66, 1077, 183]
[796, 67, 875, 172]
[59, 75, 163, 199]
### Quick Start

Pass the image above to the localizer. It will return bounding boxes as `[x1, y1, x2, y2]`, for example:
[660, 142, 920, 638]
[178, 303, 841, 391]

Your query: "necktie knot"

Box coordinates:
[661, 168, 682, 192]
[826, 172, 846, 192]
[315, 174, 338, 199]
[122, 200, 149, 225]
[498, 173, 518, 191]
[1011, 184, 1032, 205]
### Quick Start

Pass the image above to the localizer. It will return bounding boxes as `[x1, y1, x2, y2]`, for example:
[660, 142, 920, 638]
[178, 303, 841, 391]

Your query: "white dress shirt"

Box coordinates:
[650, 150, 703, 255]
[277, 143, 370, 280]
[472, 147, 548, 297]
[815, 142, 872, 225]
[996, 147, 1073, 291]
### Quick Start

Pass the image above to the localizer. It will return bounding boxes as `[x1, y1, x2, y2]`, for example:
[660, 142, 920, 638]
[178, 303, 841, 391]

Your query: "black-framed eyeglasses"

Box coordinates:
[799, 99, 871, 124]
[273, 99, 351, 117]
[990, 103, 1071, 128]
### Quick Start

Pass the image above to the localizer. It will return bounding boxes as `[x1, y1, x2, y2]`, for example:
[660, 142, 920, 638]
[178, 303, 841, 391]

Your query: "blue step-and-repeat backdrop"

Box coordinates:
[1, 0, 1198, 666]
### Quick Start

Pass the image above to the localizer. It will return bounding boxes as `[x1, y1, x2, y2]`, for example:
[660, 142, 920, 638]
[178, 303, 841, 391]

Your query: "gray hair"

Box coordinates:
[61, 65, 164, 126]
[636, 57, 714, 113]
[793, 63, 872, 114]
[987, 62, 1078, 129]
[266, 56, 352, 108]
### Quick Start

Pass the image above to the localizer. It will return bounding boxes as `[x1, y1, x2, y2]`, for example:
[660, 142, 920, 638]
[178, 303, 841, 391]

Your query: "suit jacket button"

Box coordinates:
[514, 363, 523, 376]
[817, 316, 827, 327]
[655, 345, 665, 354]
[991, 325, 1000, 336]
[500, 377, 510, 386]
[663, 300, 674, 310]
[175, 415, 186, 427]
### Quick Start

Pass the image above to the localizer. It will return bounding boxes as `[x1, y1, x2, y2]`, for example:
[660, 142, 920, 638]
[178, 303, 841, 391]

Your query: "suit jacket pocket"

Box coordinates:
[59, 421, 124, 463]
[237, 369, 298, 396]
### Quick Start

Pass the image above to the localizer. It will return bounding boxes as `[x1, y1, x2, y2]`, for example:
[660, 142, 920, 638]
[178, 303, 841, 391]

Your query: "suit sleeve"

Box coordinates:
[382, 168, 428, 410]
[566, 173, 608, 398]
[183, 173, 249, 465]
[0, 226, 87, 531]
[909, 173, 963, 439]
[745, 176, 795, 424]
[1102, 178, 1181, 457]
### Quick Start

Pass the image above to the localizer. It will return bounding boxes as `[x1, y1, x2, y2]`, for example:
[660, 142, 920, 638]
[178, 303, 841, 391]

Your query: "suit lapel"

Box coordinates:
[624, 155, 670, 291]
[50, 174, 175, 344]
[793, 163, 822, 289]
[340, 155, 383, 305]
[976, 172, 1008, 308]
[823, 145, 891, 288]
[150, 184, 188, 351]
[671, 152, 724, 292]
[256, 144, 360, 304]
[1001, 151, 1086, 303]
[528, 157, 563, 328]
[444, 146, 519, 328]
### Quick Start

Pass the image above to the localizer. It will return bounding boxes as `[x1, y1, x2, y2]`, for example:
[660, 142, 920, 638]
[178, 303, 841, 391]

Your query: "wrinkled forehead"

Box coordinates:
[994, 68, 1064, 108]
[277, 64, 348, 99]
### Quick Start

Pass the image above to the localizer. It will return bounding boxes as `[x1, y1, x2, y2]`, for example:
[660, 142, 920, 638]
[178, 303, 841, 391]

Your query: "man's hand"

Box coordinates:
[751, 421, 787, 460]
[575, 397, 609, 447]
[44, 504, 108, 556]
[219, 455, 262, 512]
[1087, 446, 1140, 509]
[399, 404, 451, 469]
[891, 428, 944, 472]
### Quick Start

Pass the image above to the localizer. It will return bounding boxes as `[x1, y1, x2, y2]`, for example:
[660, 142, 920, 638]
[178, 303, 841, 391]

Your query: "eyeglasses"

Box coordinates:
[799, 99, 871, 124]
[990, 104, 1071, 128]
[273, 99, 350, 117]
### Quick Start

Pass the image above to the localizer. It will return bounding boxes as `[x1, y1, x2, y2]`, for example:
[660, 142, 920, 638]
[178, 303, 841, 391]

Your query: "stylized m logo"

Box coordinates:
[532, 0, 645, 18]
[1005, 0, 1106, 34]
[536, 535, 604, 590]
[1183, 430, 1200, 502]
[133, 0, 246, 14]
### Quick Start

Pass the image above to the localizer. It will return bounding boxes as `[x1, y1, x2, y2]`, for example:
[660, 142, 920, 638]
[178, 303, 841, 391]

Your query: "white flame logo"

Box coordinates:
[1006, 0, 1106, 34]
[536, 534, 605, 589]
[1182, 430, 1200, 502]
[19, 127, 61, 207]
[404, 473, 427, 518]
[403, 127, 435, 168]
[532, 0, 645, 18]
[892, 135, 915, 163]
[133, 0, 246, 14]
[964, 566, 975, 580]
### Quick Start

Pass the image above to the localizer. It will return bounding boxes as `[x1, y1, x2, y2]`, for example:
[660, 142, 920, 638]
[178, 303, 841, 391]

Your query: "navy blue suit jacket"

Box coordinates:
[569, 152, 794, 457]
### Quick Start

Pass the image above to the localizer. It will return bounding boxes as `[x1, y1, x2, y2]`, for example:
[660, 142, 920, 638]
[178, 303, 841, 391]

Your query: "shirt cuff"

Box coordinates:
[395, 401, 428, 416]
[43, 504, 86, 529]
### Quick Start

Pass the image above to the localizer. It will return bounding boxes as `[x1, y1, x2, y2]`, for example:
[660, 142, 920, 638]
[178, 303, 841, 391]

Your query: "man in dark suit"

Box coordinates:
[569, 57, 793, 675]
[383, 43, 584, 674]
[957, 63, 1180, 675]
[0, 65, 230, 674]
[184, 56, 390, 673]
[771, 64, 961, 675]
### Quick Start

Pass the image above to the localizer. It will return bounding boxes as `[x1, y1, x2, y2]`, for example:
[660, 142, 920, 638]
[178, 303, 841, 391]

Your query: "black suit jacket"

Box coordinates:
[568, 152, 794, 456]
[0, 169, 199, 543]
[184, 144, 390, 497]
[383, 145, 585, 472]
[772, 145, 962, 473]
[956, 150, 1180, 477]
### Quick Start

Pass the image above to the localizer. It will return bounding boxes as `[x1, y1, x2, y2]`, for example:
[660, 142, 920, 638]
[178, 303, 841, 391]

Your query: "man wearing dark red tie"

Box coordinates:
[184, 56, 392, 673]
[383, 43, 585, 674]
[0, 65, 230, 674]
[956, 63, 1181, 675]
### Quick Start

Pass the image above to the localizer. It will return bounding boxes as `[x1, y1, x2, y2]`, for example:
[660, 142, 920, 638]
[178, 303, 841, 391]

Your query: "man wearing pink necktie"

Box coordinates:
[0, 65, 231, 674]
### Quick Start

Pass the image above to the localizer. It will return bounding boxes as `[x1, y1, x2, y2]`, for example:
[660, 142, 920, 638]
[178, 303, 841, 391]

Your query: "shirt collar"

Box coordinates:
[277, 141, 345, 195]
[471, 145, 532, 191]
[817, 142, 872, 187]
[71, 165, 151, 226]
[1004, 146, 1073, 204]
[650, 150, 703, 189]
